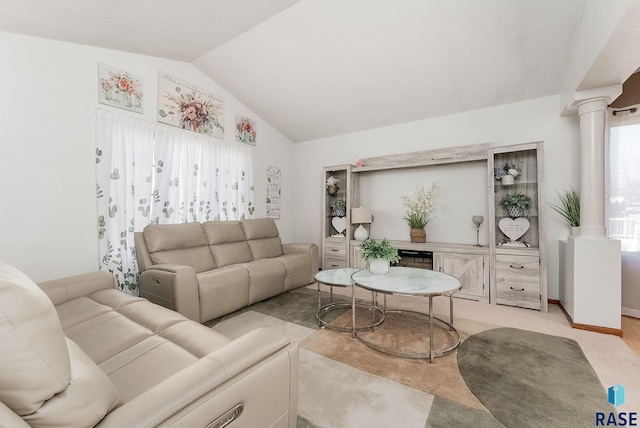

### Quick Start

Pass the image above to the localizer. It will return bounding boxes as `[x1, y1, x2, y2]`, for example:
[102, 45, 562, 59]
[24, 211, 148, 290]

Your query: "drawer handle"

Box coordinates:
[331, 249, 339, 252]
[510, 286, 525, 292]
[509, 264, 524, 269]
[331, 264, 339, 267]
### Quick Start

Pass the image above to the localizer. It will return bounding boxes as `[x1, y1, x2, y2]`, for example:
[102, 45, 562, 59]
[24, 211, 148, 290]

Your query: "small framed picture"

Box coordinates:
[98, 63, 143, 113]
[235, 115, 257, 145]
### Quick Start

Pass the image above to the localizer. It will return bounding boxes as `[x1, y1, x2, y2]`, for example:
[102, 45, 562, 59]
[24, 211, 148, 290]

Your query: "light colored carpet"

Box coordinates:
[214, 310, 434, 427]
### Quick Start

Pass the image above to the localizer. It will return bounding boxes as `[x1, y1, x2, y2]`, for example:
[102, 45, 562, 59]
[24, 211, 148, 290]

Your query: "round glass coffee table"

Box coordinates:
[351, 267, 462, 363]
[314, 268, 384, 332]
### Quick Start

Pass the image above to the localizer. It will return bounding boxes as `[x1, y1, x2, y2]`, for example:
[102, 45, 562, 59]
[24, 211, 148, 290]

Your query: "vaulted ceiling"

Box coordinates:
[1, 0, 600, 142]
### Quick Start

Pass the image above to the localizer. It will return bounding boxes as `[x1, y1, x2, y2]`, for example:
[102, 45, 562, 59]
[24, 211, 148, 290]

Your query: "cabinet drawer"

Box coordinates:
[495, 254, 540, 310]
[324, 242, 347, 258]
[323, 257, 347, 270]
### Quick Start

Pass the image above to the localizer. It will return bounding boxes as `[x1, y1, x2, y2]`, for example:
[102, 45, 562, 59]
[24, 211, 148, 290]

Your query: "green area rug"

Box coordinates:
[456, 327, 614, 428]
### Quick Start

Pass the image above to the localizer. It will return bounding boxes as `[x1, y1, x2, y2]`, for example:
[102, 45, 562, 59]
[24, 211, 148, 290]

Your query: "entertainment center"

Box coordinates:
[322, 142, 547, 312]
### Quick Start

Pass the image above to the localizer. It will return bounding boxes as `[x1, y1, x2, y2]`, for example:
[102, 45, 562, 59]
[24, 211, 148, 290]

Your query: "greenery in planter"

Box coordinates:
[360, 238, 400, 263]
[499, 192, 532, 211]
[548, 188, 580, 227]
[330, 199, 347, 213]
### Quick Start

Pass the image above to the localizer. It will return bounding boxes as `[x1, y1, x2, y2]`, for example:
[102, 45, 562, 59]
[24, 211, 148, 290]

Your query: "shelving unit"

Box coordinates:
[488, 142, 547, 311]
[321, 165, 359, 270]
[321, 141, 547, 312]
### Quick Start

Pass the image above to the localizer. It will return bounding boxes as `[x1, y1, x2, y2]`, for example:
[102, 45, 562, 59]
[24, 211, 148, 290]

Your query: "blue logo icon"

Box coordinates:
[608, 384, 625, 407]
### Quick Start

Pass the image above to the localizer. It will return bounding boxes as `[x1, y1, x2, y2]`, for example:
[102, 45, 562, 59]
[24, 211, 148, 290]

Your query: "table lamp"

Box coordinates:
[351, 207, 372, 240]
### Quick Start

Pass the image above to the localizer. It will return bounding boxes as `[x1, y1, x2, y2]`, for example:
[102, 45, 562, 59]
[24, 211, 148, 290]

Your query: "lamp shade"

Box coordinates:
[351, 207, 372, 224]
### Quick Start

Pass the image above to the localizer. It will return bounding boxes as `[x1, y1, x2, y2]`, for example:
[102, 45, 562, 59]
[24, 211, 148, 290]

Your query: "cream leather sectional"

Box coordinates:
[0, 261, 298, 427]
[135, 218, 319, 323]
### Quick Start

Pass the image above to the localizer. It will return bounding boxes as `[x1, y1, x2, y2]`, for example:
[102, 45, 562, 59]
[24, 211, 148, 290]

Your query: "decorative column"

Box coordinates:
[576, 98, 608, 238]
[561, 94, 621, 333]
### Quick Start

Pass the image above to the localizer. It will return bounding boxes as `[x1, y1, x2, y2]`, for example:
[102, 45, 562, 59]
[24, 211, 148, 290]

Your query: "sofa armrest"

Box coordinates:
[138, 264, 201, 322]
[38, 272, 118, 306]
[97, 327, 299, 428]
[282, 242, 316, 255]
[283, 243, 319, 275]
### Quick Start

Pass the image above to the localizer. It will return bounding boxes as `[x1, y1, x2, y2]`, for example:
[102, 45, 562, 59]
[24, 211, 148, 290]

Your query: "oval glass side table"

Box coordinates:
[351, 267, 462, 363]
[314, 268, 384, 332]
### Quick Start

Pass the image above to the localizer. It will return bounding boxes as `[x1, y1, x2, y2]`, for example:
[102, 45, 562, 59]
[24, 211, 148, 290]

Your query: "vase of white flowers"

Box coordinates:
[326, 176, 340, 194]
[494, 163, 521, 186]
[401, 183, 436, 243]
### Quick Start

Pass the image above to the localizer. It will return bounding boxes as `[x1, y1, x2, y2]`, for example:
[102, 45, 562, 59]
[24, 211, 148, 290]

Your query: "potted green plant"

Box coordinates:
[360, 238, 400, 275]
[548, 188, 580, 235]
[500, 192, 532, 218]
[330, 199, 347, 216]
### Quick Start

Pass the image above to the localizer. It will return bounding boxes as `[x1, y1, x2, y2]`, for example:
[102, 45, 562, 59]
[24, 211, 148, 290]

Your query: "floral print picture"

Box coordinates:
[235, 115, 257, 145]
[158, 71, 225, 138]
[98, 63, 143, 113]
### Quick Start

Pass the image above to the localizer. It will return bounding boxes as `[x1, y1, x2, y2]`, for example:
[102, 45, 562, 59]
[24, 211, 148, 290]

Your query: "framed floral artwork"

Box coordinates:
[235, 115, 257, 145]
[98, 63, 143, 113]
[157, 71, 225, 138]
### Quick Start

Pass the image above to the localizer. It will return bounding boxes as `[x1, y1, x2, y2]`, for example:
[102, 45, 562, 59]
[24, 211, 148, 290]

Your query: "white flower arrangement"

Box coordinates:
[494, 163, 521, 180]
[326, 176, 340, 189]
[401, 183, 436, 229]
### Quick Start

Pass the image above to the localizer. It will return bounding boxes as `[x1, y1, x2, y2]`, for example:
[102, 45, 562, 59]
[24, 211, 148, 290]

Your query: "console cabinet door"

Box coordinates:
[434, 252, 486, 300]
[350, 244, 367, 269]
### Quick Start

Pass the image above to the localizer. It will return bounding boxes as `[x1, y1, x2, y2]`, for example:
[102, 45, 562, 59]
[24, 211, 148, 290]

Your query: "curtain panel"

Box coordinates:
[96, 110, 255, 293]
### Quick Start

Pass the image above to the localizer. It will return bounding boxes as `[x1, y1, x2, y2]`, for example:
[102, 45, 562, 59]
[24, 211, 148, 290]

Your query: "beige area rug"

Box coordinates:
[300, 308, 497, 412]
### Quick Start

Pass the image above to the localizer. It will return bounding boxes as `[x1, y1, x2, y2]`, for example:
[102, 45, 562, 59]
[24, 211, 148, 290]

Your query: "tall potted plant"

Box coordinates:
[360, 238, 400, 275]
[401, 183, 436, 243]
[548, 188, 580, 235]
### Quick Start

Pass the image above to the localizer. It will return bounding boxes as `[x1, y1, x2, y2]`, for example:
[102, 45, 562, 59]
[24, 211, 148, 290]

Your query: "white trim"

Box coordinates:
[622, 306, 640, 319]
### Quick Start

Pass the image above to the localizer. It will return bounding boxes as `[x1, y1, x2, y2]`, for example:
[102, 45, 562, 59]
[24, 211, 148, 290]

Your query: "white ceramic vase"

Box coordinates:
[501, 175, 515, 185]
[369, 258, 390, 275]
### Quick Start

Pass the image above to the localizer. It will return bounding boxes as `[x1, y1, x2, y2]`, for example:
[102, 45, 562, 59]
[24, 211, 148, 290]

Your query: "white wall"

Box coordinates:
[0, 31, 294, 282]
[292, 95, 581, 300]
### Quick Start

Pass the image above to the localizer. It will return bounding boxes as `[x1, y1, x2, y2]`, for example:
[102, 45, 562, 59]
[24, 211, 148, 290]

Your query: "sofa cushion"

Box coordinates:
[276, 253, 314, 291]
[203, 220, 246, 244]
[53, 287, 231, 403]
[203, 221, 254, 266]
[197, 265, 250, 321]
[241, 218, 280, 240]
[239, 259, 286, 305]
[242, 218, 284, 259]
[143, 223, 216, 273]
[0, 261, 71, 416]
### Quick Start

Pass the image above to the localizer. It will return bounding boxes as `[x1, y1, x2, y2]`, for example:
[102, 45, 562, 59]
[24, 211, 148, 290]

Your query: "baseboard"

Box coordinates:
[622, 306, 640, 319]
[558, 301, 623, 337]
[548, 299, 559, 305]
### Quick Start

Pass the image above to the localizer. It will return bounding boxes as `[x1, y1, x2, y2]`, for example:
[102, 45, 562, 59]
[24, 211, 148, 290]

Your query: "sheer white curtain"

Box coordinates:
[607, 105, 640, 251]
[96, 110, 254, 293]
[607, 104, 640, 317]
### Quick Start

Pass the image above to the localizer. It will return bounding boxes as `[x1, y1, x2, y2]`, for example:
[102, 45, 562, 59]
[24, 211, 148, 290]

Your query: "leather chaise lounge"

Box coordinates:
[135, 218, 319, 323]
[0, 261, 299, 427]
